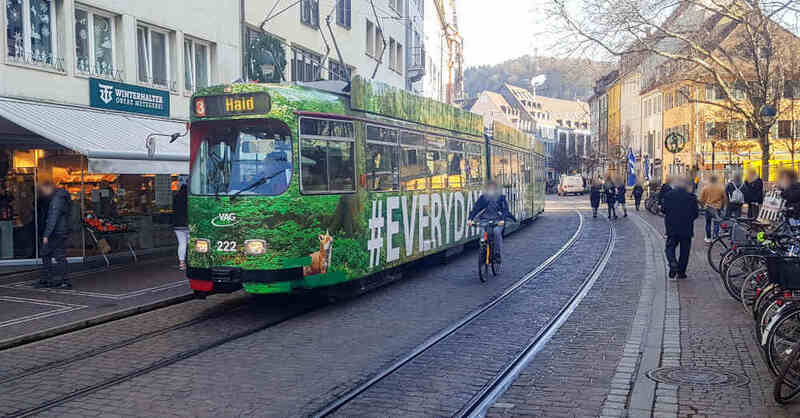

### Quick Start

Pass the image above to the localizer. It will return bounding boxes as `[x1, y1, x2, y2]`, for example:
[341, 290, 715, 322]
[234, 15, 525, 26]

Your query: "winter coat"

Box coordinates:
[781, 182, 800, 219]
[43, 188, 72, 239]
[662, 188, 699, 238]
[590, 185, 602, 208]
[658, 183, 672, 205]
[172, 186, 188, 228]
[469, 194, 517, 223]
[632, 184, 644, 201]
[603, 183, 616, 205]
[616, 185, 627, 204]
[745, 178, 764, 204]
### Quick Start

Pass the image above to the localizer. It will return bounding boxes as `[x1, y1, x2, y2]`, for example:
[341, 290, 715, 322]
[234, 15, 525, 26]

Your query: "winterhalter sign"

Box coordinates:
[89, 78, 170, 117]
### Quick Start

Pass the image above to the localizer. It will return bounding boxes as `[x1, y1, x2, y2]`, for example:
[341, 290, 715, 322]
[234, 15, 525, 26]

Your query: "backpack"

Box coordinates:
[730, 184, 744, 204]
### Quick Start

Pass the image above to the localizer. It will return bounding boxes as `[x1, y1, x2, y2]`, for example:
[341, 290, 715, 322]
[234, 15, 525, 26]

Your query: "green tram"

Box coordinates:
[186, 76, 546, 296]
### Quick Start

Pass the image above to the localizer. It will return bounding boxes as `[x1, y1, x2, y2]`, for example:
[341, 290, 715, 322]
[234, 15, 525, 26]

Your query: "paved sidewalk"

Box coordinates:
[638, 211, 800, 417]
[0, 258, 191, 348]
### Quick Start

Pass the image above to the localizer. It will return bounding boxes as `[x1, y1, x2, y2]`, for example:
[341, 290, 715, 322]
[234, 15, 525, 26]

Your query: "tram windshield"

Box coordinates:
[190, 119, 293, 196]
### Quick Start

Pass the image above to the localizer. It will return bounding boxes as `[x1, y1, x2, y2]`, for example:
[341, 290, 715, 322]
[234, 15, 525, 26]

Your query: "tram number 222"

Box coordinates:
[216, 241, 237, 252]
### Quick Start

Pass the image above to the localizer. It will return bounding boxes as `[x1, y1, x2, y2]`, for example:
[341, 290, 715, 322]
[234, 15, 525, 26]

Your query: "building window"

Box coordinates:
[366, 20, 375, 56]
[328, 60, 350, 81]
[300, 0, 319, 28]
[388, 38, 396, 70]
[291, 48, 322, 82]
[389, 0, 403, 15]
[6, 0, 62, 70]
[74, 7, 116, 78]
[299, 118, 356, 193]
[779, 120, 793, 139]
[137, 25, 171, 88]
[184, 38, 210, 91]
[336, 0, 351, 28]
[396, 42, 403, 74]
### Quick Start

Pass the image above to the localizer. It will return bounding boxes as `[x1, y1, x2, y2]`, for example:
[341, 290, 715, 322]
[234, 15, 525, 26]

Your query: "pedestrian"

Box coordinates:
[633, 182, 644, 211]
[658, 176, 673, 209]
[173, 177, 189, 271]
[662, 177, 699, 279]
[725, 174, 745, 218]
[36, 180, 72, 289]
[744, 168, 764, 218]
[604, 177, 617, 219]
[590, 179, 602, 218]
[698, 175, 726, 244]
[778, 169, 800, 219]
[616, 176, 628, 217]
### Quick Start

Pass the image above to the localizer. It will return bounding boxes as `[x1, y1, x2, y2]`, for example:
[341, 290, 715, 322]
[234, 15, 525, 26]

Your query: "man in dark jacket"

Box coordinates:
[633, 182, 644, 211]
[745, 168, 764, 218]
[604, 178, 617, 219]
[662, 177, 699, 279]
[778, 169, 800, 219]
[37, 181, 72, 288]
[657, 177, 673, 209]
[616, 177, 628, 217]
[468, 180, 517, 262]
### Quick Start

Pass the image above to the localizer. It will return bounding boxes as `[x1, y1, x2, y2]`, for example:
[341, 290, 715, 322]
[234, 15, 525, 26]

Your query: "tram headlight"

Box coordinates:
[244, 239, 266, 256]
[194, 239, 210, 254]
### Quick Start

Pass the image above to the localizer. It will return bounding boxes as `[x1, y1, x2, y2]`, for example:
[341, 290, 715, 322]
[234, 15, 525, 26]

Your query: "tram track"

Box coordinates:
[1, 297, 322, 418]
[312, 210, 617, 417]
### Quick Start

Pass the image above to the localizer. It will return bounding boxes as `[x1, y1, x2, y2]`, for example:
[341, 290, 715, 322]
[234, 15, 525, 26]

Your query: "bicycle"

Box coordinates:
[472, 219, 502, 283]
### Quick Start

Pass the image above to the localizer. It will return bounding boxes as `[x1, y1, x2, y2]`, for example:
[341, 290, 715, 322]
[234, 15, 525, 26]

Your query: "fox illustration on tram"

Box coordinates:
[185, 76, 546, 297]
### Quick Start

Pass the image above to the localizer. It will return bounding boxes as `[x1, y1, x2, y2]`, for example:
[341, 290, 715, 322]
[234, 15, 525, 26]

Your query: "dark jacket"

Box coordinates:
[781, 182, 800, 219]
[616, 184, 626, 204]
[662, 188, 699, 238]
[172, 186, 188, 228]
[469, 194, 517, 223]
[43, 188, 72, 239]
[658, 183, 672, 205]
[590, 185, 602, 208]
[633, 184, 644, 200]
[745, 178, 764, 204]
[603, 183, 616, 204]
[726, 182, 744, 207]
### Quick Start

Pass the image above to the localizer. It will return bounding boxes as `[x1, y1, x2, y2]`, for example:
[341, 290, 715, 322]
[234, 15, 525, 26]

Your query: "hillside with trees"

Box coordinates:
[464, 55, 613, 101]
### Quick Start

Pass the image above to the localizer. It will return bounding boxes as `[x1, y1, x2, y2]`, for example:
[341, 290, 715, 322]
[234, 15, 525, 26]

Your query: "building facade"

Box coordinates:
[0, 0, 241, 264]
[245, 0, 409, 89]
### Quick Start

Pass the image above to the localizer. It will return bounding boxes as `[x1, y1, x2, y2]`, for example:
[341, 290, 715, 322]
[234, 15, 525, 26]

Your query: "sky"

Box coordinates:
[459, 0, 541, 68]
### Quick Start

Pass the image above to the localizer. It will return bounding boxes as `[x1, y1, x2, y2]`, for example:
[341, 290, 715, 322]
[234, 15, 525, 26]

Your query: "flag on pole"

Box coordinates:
[627, 148, 637, 186]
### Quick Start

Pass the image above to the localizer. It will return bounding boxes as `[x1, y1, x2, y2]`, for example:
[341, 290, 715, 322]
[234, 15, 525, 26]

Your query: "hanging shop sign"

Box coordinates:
[89, 78, 170, 118]
[665, 132, 687, 154]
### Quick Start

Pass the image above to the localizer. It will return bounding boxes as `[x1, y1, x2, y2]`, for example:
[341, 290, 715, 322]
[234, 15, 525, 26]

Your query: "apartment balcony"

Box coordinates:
[407, 46, 426, 82]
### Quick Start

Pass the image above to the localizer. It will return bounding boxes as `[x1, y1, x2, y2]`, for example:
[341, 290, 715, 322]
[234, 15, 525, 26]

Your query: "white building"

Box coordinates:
[641, 90, 663, 181]
[0, 0, 241, 264]
[246, 0, 408, 89]
[421, 0, 445, 101]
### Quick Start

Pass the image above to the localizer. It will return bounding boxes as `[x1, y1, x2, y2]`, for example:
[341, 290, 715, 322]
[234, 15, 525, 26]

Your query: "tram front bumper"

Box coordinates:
[187, 266, 304, 294]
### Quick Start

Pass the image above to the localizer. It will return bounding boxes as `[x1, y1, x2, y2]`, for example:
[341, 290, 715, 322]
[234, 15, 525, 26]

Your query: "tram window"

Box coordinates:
[523, 154, 532, 184]
[328, 141, 355, 191]
[367, 142, 399, 191]
[491, 145, 503, 184]
[466, 155, 482, 185]
[300, 139, 329, 192]
[401, 131, 424, 146]
[301, 118, 354, 138]
[511, 152, 520, 185]
[400, 145, 427, 191]
[426, 136, 447, 190]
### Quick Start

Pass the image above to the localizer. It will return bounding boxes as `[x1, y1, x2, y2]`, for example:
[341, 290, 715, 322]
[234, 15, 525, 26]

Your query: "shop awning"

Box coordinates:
[0, 97, 189, 174]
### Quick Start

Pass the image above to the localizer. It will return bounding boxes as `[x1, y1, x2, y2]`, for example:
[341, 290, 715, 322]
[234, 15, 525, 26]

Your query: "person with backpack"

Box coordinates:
[36, 181, 72, 289]
[604, 177, 617, 219]
[726, 175, 745, 218]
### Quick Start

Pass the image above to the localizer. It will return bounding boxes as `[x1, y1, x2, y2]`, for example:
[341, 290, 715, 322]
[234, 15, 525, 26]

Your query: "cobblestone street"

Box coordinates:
[1, 195, 800, 417]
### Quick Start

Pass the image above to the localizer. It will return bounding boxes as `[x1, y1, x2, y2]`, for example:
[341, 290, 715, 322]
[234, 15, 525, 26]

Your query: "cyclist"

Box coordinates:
[468, 180, 517, 263]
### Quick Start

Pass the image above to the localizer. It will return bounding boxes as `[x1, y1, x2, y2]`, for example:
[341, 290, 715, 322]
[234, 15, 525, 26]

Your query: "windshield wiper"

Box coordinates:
[229, 171, 284, 202]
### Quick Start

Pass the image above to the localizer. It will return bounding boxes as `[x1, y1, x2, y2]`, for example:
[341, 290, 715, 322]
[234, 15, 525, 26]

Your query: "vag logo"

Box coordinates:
[211, 213, 239, 227]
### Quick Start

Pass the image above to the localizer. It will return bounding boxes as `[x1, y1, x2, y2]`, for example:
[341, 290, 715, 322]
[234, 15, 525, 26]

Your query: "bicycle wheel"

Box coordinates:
[741, 267, 768, 312]
[719, 249, 739, 279]
[723, 254, 765, 302]
[760, 300, 791, 344]
[478, 243, 489, 283]
[775, 337, 800, 404]
[766, 306, 800, 393]
[708, 235, 731, 274]
[491, 252, 500, 276]
[754, 283, 780, 322]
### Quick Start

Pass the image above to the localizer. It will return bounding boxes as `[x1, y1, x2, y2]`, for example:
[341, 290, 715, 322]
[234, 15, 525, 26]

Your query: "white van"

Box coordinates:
[558, 175, 584, 196]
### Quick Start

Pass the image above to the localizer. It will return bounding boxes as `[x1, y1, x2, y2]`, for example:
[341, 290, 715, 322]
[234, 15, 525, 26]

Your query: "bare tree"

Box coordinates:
[543, 0, 800, 180]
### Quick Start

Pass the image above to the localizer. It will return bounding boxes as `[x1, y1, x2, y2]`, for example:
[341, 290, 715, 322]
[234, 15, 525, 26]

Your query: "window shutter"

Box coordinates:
[346, 0, 351, 28]
[313, 1, 320, 27]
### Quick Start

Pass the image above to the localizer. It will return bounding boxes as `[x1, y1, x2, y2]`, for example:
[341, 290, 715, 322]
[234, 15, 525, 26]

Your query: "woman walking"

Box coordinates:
[604, 177, 617, 219]
[173, 178, 189, 271]
[590, 179, 603, 218]
[616, 177, 628, 218]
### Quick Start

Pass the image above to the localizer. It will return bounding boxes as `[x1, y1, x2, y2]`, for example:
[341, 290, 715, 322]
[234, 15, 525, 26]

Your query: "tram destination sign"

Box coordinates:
[192, 93, 271, 119]
[89, 78, 170, 117]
